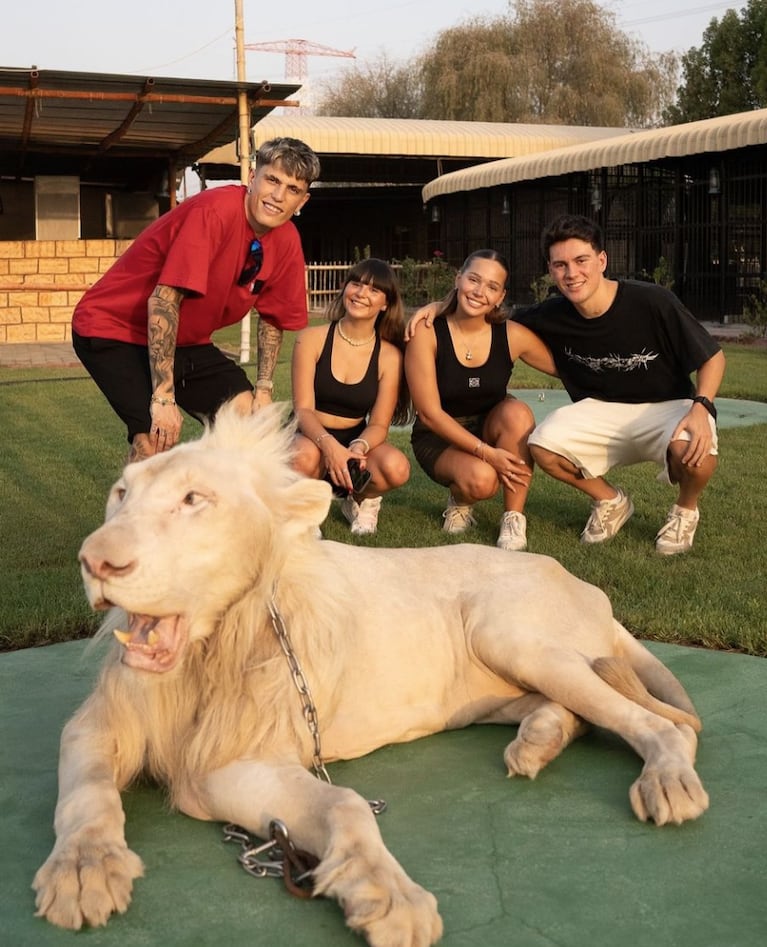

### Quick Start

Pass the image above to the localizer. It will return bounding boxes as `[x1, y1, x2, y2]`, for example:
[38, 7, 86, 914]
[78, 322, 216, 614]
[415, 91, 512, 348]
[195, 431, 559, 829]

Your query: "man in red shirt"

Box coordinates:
[72, 137, 320, 461]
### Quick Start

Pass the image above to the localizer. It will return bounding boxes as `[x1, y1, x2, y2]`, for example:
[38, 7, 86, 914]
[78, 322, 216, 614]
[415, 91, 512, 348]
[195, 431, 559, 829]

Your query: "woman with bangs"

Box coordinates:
[291, 259, 412, 536]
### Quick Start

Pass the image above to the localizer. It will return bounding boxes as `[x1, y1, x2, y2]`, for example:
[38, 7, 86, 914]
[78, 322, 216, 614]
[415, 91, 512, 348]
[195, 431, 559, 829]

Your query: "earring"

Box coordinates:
[293, 209, 301, 217]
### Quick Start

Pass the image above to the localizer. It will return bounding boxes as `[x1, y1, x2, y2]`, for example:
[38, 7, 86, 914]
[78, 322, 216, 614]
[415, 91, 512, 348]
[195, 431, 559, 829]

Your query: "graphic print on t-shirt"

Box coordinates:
[564, 347, 659, 374]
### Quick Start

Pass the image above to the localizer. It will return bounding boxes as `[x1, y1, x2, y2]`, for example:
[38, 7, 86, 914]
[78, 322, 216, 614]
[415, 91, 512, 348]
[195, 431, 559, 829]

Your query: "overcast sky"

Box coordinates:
[0, 1, 735, 92]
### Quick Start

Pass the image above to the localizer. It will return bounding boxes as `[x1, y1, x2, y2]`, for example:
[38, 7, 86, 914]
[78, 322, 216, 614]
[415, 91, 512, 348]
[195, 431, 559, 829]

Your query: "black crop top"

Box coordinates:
[313, 322, 382, 419]
[434, 317, 513, 416]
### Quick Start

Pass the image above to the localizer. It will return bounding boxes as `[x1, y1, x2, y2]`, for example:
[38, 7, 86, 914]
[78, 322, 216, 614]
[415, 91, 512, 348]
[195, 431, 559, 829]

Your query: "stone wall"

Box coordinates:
[0, 238, 132, 343]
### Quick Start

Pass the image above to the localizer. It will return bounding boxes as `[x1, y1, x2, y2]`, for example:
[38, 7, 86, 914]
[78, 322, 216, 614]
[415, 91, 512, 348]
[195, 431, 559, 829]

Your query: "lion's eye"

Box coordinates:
[115, 487, 126, 502]
[182, 491, 201, 506]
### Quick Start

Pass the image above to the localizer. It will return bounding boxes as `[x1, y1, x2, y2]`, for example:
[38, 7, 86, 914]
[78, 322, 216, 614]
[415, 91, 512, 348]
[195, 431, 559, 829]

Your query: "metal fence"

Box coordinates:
[433, 144, 767, 321]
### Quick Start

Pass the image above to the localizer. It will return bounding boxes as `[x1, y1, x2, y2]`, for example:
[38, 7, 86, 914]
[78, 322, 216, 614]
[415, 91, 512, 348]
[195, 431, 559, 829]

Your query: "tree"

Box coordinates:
[417, 16, 525, 123]
[665, 0, 767, 123]
[316, 1, 676, 127]
[314, 54, 422, 118]
[419, 0, 676, 126]
[510, 0, 677, 126]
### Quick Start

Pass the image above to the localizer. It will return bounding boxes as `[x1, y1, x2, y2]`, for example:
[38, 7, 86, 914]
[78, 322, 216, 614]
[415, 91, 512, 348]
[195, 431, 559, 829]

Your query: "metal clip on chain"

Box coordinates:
[224, 821, 319, 898]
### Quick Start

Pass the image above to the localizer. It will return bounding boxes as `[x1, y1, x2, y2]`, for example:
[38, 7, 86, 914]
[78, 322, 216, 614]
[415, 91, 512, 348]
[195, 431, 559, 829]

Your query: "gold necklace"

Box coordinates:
[337, 321, 376, 347]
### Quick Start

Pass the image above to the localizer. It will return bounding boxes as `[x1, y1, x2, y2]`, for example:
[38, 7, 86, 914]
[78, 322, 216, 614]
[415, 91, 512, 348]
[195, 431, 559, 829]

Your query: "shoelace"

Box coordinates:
[587, 496, 621, 533]
[657, 511, 694, 540]
[445, 506, 475, 529]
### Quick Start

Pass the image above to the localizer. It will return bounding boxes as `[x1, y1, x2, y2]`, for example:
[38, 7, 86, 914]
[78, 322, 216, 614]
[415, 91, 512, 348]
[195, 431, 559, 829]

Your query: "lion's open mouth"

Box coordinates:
[113, 614, 187, 673]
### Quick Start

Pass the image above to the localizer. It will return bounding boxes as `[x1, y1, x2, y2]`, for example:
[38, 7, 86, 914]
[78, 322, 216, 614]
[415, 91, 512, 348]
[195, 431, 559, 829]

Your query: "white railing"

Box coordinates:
[304, 259, 455, 313]
[305, 261, 352, 312]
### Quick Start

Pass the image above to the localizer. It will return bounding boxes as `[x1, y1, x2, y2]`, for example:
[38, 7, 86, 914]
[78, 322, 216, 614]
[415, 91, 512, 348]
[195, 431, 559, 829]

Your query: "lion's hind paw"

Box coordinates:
[33, 842, 144, 930]
[629, 764, 710, 826]
[504, 705, 588, 779]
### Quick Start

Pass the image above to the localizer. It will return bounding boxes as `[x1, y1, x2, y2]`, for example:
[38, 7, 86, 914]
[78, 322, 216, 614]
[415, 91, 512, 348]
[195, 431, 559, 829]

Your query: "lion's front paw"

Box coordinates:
[33, 840, 144, 929]
[629, 763, 710, 826]
[315, 852, 442, 946]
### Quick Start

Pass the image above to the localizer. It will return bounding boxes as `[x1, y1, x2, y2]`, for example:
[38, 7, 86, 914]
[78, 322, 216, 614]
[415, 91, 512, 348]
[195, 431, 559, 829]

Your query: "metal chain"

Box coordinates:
[269, 596, 386, 815]
[267, 596, 332, 783]
[221, 594, 387, 897]
[267, 595, 386, 813]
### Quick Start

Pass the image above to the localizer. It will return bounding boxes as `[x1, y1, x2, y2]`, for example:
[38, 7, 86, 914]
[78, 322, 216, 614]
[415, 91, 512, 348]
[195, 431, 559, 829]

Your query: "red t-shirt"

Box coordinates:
[72, 185, 308, 345]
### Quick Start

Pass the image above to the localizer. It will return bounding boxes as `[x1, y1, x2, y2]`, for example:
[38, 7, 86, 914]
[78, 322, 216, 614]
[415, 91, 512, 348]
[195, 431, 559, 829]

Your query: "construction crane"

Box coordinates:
[244, 38, 356, 84]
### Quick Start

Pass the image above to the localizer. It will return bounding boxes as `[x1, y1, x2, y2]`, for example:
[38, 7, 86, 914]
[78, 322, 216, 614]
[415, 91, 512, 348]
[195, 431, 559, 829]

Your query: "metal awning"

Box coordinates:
[0, 67, 299, 185]
[197, 114, 630, 185]
[422, 108, 767, 200]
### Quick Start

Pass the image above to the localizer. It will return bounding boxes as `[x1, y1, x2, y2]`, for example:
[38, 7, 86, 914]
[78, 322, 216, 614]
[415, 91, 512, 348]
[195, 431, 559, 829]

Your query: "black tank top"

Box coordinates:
[314, 322, 381, 419]
[434, 317, 513, 416]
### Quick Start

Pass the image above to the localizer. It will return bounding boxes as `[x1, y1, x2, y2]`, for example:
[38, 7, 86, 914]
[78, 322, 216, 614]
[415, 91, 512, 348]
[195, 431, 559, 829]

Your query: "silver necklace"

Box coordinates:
[450, 318, 481, 361]
[337, 321, 375, 347]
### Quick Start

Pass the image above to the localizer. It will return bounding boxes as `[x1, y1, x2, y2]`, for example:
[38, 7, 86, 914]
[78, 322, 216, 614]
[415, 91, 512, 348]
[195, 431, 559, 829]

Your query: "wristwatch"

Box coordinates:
[692, 395, 717, 420]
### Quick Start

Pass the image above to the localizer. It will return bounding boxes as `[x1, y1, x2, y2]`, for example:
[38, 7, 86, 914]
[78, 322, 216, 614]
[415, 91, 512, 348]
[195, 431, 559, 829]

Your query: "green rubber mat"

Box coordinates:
[513, 390, 767, 429]
[1, 638, 764, 947]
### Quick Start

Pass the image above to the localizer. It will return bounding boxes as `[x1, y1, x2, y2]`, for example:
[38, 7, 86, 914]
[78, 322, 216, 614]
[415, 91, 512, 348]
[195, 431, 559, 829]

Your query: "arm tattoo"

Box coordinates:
[148, 285, 184, 393]
[256, 317, 283, 383]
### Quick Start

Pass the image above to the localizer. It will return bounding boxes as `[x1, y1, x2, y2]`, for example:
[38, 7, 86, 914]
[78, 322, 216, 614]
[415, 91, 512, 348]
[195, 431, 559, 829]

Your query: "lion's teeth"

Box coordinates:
[147, 629, 159, 646]
[113, 628, 131, 645]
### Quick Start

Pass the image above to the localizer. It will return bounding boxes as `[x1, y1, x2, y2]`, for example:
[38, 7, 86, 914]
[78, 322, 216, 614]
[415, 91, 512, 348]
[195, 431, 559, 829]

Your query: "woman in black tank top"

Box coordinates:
[291, 259, 412, 537]
[405, 250, 557, 552]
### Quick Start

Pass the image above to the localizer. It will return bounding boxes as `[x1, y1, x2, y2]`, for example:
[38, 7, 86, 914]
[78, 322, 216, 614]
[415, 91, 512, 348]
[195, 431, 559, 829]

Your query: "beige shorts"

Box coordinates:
[528, 398, 718, 485]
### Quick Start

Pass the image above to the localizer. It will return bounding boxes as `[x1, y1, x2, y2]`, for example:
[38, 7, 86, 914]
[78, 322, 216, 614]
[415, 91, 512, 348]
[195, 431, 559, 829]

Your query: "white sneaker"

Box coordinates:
[581, 488, 634, 544]
[442, 495, 476, 534]
[497, 511, 527, 551]
[341, 495, 382, 535]
[655, 504, 700, 555]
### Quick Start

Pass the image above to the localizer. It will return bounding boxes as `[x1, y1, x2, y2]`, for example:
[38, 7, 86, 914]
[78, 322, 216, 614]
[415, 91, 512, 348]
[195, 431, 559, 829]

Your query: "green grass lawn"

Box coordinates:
[1, 332, 765, 655]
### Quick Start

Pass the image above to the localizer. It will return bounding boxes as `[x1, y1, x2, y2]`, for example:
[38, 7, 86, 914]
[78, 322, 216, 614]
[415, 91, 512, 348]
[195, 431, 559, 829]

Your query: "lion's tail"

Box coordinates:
[592, 622, 703, 734]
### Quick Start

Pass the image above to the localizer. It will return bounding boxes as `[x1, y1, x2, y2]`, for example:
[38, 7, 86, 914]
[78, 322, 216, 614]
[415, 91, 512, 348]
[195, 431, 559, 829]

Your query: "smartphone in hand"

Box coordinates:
[347, 458, 371, 494]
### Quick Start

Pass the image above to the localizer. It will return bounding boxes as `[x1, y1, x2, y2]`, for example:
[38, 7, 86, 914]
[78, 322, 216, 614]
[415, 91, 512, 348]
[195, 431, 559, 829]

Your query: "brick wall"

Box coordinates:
[0, 238, 132, 343]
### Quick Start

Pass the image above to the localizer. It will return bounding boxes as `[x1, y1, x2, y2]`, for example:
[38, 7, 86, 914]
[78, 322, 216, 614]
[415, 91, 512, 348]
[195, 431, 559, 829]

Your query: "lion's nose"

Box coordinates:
[79, 550, 137, 580]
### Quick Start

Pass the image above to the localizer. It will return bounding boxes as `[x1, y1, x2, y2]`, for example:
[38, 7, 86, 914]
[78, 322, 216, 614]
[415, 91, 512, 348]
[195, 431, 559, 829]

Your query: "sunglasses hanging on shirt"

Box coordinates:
[238, 239, 264, 293]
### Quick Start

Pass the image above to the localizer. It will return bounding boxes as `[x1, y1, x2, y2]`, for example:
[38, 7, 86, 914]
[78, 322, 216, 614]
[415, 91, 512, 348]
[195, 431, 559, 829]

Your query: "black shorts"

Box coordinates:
[411, 413, 486, 484]
[73, 332, 252, 443]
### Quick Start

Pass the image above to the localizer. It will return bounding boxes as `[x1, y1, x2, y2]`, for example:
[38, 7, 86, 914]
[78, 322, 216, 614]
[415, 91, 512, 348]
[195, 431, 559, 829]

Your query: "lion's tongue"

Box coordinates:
[113, 614, 186, 672]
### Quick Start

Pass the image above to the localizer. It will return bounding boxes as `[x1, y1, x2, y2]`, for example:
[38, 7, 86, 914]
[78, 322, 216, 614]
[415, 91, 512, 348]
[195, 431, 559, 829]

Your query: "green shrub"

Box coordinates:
[743, 277, 767, 338]
[530, 273, 554, 302]
[395, 253, 456, 307]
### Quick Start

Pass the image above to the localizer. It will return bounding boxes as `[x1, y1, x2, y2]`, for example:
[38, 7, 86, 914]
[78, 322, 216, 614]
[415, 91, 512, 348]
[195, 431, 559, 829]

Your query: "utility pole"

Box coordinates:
[234, 0, 252, 363]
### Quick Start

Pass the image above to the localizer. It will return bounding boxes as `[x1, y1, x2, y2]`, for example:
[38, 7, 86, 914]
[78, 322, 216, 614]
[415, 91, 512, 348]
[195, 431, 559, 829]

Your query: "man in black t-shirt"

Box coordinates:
[513, 214, 725, 555]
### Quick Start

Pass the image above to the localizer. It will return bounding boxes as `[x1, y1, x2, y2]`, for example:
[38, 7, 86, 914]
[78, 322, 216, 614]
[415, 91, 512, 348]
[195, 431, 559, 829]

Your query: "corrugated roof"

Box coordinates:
[0, 67, 299, 183]
[422, 108, 767, 201]
[199, 114, 629, 166]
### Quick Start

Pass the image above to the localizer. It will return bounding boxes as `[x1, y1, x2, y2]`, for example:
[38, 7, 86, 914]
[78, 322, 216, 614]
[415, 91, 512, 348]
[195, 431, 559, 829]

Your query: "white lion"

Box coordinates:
[33, 403, 708, 945]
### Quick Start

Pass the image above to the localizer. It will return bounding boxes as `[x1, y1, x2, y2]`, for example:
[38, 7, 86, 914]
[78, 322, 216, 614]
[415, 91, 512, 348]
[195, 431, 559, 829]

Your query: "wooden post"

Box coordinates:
[235, 0, 252, 364]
